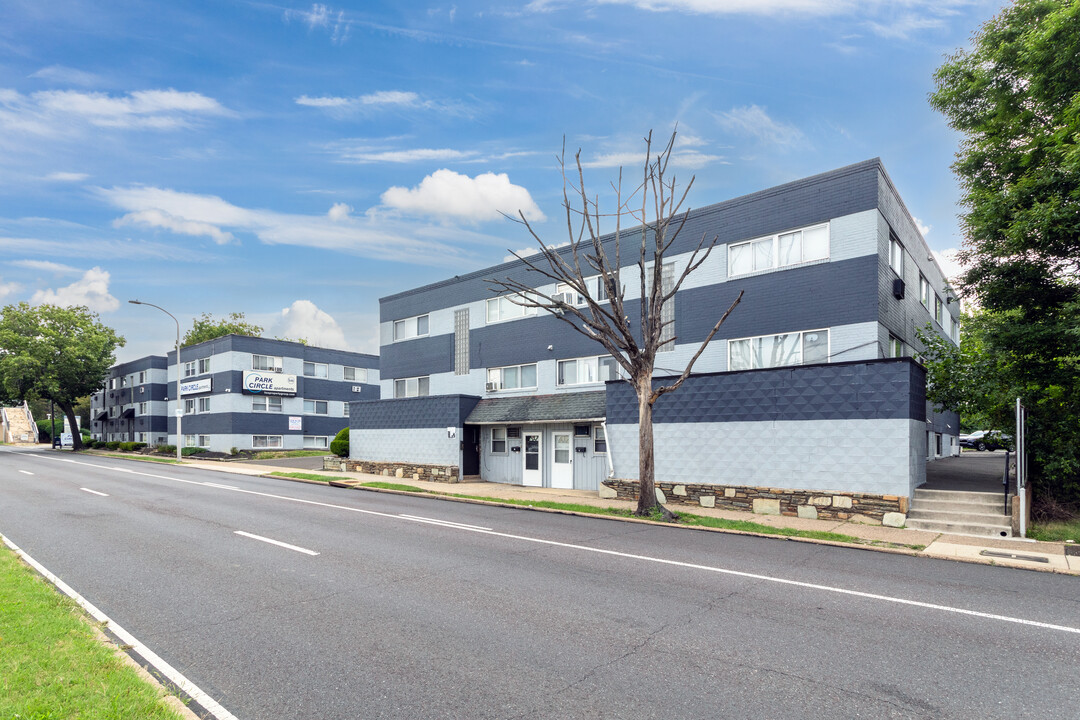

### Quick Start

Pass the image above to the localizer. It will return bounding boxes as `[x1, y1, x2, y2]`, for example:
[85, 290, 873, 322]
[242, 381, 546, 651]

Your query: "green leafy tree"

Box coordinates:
[0, 303, 125, 451]
[330, 426, 349, 458]
[930, 0, 1080, 507]
[182, 312, 263, 347]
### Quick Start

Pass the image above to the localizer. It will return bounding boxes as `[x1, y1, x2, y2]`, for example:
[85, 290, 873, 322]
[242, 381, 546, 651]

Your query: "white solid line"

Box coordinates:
[203, 482, 239, 490]
[1, 534, 239, 720]
[24, 452, 1080, 636]
[18, 470, 33, 475]
[398, 514, 492, 531]
[80, 488, 109, 497]
[234, 530, 319, 556]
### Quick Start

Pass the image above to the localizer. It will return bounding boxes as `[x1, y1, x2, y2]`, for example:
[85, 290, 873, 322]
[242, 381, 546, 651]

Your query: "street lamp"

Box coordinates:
[129, 300, 182, 462]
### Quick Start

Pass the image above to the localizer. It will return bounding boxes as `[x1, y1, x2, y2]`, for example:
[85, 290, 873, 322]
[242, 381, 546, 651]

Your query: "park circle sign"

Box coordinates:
[242, 370, 297, 396]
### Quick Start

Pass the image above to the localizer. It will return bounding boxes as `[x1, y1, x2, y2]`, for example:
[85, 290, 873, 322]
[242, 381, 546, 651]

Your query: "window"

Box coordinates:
[344, 366, 367, 383]
[486, 294, 538, 323]
[934, 295, 944, 324]
[303, 362, 328, 378]
[558, 356, 621, 386]
[645, 262, 676, 352]
[252, 354, 283, 372]
[253, 435, 283, 449]
[138, 402, 148, 415]
[728, 224, 829, 276]
[454, 309, 470, 375]
[121, 376, 127, 386]
[888, 334, 905, 358]
[343, 402, 349, 417]
[138, 371, 146, 384]
[889, 236, 904, 276]
[574, 425, 591, 437]
[184, 399, 196, 415]
[394, 376, 430, 398]
[491, 427, 507, 454]
[198, 357, 211, 374]
[919, 274, 931, 309]
[303, 399, 328, 415]
[184, 434, 209, 448]
[393, 314, 429, 341]
[729, 329, 829, 371]
[951, 316, 960, 343]
[183, 361, 196, 378]
[110, 378, 117, 389]
[198, 397, 211, 413]
[486, 363, 537, 391]
[594, 426, 607, 454]
[137, 432, 147, 443]
[555, 282, 587, 306]
[252, 396, 283, 412]
[303, 436, 328, 449]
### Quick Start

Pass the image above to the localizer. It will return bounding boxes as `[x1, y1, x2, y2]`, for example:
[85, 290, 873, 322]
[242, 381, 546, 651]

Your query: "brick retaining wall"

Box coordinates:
[322, 456, 459, 483]
[601, 479, 908, 526]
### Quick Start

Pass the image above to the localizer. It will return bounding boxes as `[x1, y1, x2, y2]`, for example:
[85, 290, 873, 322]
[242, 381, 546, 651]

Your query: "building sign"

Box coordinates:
[180, 378, 212, 395]
[288, 416, 302, 431]
[352, 385, 363, 393]
[242, 371, 297, 396]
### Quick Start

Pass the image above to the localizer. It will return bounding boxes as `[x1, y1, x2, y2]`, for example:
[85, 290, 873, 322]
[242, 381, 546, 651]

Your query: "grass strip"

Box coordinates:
[89, 452, 180, 464]
[269, 472, 338, 483]
[0, 543, 185, 720]
[252, 450, 329, 460]
[1029, 519, 1080, 543]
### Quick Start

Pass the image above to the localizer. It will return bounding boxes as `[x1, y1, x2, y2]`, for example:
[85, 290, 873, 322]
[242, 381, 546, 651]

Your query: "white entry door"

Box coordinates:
[523, 432, 542, 486]
[552, 432, 573, 489]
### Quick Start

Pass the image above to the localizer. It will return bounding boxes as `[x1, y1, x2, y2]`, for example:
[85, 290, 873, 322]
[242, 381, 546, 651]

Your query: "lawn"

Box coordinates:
[0, 543, 185, 720]
[1029, 518, 1080, 543]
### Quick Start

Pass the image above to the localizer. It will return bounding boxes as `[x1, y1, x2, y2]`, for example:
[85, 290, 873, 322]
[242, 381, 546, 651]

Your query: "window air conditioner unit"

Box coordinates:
[486, 381, 501, 392]
[551, 292, 572, 305]
[893, 278, 906, 299]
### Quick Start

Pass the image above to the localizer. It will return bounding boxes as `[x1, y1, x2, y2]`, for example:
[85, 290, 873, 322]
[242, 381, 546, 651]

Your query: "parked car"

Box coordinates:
[959, 430, 1012, 451]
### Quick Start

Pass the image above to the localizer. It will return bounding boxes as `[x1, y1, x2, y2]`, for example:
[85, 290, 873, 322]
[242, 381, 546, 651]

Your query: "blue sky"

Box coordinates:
[0, 0, 1001, 363]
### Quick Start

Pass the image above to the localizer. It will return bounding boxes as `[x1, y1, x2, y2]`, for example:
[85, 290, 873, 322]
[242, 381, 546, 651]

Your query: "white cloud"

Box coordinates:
[381, 169, 545, 223]
[331, 146, 477, 164]
[0, 277, 19, 300]
[932, 248, 967, 286]
[285, 4, 351, 44]
[580, 149, 725, 170]
[0, 88, 230, 137]
[273, 300, 348, 349]
[714, 105, 805, 147]
[327, 203, 352, 221]
[31, 266, 118, 312]
[114, 209, 235, 244]
[8, 259, 81, 274]
[866, 13, 944, 40]
[296, 90, 472, 119]
[912, 216, 931, 237]
[44, 171, 89, 182]
[29, 65, 103, 86]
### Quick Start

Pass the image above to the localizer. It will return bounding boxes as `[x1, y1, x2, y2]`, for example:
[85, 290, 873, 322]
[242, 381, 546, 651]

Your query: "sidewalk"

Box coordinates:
[136, 453, 1080, 575]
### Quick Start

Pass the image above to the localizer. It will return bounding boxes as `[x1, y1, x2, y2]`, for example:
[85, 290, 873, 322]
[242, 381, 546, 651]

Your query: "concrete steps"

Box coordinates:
[2, 407, 38, 445]
[907, 488, 1012, 538]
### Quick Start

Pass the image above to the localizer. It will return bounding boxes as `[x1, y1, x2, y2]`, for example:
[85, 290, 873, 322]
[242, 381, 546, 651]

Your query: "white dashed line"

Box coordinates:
[234, 530, 319, 556]
[80, 488, 109, 497]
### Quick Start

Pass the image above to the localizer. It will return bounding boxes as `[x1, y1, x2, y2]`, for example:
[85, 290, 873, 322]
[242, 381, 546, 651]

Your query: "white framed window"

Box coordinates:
[138, 371, 146, 384]
[486, 294, 538, 323]
[889, 237, 904, 276]
[729, 329, 830, 371]
[343, 402, 349, 417]
[184, 434, 209, 448]
[252, 354, 283, 372]
[888, 334, 905, 358]
[934, 295, 944, 324]
[183, 361, 197, 378]
[303, 361, 328, 378]
[555, 282, 587, 306]
[303, 399, 328, 415]
[198, 357, 211, 374]
[394, 376, 430, 398]
[184, 399, 196, 415]
[252, 396, 283, 412]
[486, 363, 537, 392]
[645, 262, 676, 352]
[951, 316, 960, 343]
[491, 427, 507, 454]
[198, 397, 211, 413]
[138, 402, 147, 415]
[252, 435, 283, 449]
[110, 377, 117, 389]
[393, 314, 429, 341]
[137, 432, 147, 443]
[343, 366, 367, 383]
[303, 435, 329, 449]
[729, 223, 829, 276]
[919, 274, 931, 309]
[557, 356, 621, 386]
[594, 426, 607, 454]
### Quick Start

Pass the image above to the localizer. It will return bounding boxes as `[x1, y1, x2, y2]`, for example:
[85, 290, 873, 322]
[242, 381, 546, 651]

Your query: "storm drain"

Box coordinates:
[979, 550, 1050, 564]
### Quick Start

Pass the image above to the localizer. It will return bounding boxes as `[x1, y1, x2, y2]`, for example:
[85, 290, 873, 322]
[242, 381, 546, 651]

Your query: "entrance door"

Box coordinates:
[552, 432, 573, 489]
[462, 425, 480, 476]
[523, 433, 542, 486]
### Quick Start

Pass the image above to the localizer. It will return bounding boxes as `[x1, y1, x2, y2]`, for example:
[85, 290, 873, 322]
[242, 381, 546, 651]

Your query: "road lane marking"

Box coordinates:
[80, 488, 109, 497]
[203, 482, 239, 490]
[399, 514, 492, 531]
[234, 530, 319, 556]
[18, 470, 33, 475]
[23, 451, 1080, 636]
[1, 535, 238, 720]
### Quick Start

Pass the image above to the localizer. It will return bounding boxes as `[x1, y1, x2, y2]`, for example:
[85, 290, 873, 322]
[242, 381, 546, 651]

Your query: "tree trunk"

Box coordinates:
[634, 378, 677, 520]
[58, 401, 83, 451]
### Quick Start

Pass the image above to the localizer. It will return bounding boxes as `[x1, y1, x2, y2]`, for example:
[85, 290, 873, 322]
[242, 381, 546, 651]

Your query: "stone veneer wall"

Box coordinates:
[601, 479, 908, 527]
[323, 456, 459, 483]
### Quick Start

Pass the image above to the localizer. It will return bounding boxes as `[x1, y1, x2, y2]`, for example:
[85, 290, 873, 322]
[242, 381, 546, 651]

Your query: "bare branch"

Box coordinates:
[652, 290, 744, 402]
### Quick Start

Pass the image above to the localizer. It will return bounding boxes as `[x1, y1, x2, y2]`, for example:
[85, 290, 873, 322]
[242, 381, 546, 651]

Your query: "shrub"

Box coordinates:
[157, 444, 177, 455]
[181, 446, 207, 456]
[105, 441, 121, 451]
[119, 442, 138, 452]
[330, 427, 349, 457]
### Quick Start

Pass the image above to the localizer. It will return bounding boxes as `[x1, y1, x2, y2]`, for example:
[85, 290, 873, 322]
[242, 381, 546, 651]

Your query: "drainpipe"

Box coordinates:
[601, 420, 614, 478]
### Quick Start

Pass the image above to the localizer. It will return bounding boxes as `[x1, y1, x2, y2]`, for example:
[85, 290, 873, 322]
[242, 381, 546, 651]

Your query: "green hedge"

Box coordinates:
[105, 441, 121, 451]
[181, 447, 207, 456]
[330, 427, 349, 458]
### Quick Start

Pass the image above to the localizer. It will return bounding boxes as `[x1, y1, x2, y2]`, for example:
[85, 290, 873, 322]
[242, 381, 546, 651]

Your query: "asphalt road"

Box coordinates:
[1, 447, 1077, 719]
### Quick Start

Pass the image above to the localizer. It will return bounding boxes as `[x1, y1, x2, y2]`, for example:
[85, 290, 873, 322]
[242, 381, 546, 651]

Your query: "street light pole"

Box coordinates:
[129, 300, 182, 462]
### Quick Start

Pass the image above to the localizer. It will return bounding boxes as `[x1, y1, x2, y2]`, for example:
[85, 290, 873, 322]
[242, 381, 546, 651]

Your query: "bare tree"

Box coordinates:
[489, 129, 742, 518]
